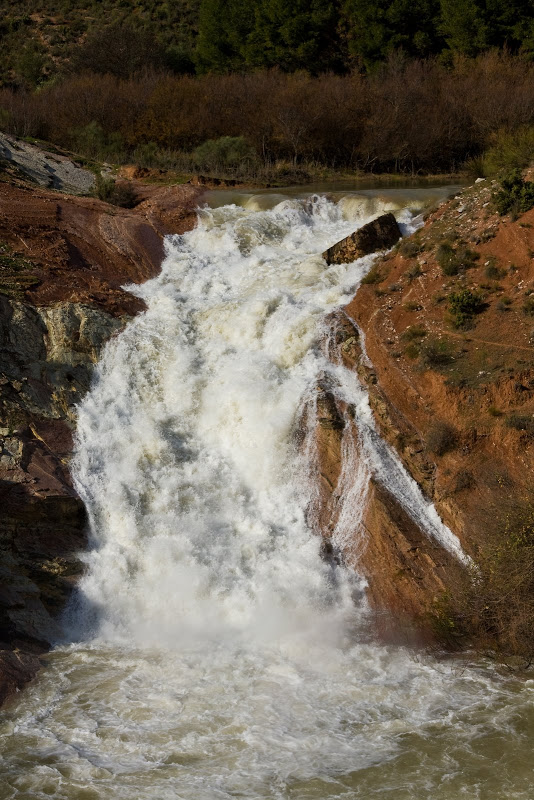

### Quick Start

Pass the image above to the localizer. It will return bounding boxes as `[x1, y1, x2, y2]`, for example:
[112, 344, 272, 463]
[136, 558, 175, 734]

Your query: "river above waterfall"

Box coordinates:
[0, 186, 533, 800]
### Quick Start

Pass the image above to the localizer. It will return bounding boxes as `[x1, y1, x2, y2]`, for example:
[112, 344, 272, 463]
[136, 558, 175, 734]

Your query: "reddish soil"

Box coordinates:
[0, 181, 203, 316]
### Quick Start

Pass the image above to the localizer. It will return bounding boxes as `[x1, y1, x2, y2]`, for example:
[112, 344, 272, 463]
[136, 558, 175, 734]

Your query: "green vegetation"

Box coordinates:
[398, 239, 422, 258]
[448, 288, 486, 328]
[431, 498, 534, 664]
[361, 264, 386, 285]
[402, 324, 428, 341]
[436, 241, 479, 276]
[95, 176, 138, 208]
[419, 336, 455, 367]
[0, 7, 534, 179]
[494, 171, 534, 217]
[483, 127, 534, 177]
[0, 241, 39, 299]
[1, 0, 534, 85]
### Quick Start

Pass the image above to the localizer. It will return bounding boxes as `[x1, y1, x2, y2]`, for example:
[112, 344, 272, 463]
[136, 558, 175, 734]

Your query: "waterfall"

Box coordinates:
[1, 191, 528, 800]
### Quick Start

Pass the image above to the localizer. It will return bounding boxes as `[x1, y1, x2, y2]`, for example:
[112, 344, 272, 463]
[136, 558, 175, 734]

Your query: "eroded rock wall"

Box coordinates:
[0, 174, 202, 703]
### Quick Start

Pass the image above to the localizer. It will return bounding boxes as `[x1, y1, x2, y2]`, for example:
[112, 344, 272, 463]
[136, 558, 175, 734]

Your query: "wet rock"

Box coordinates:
[323, 213, 401, 265]
[0, 162, 203, 706]
[0, 133, 95, 195]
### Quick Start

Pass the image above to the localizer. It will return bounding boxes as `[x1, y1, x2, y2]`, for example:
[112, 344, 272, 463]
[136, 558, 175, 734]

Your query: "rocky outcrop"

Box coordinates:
[307, 311, 460, 639]
[323, 212, 401, 265]
[0, 133, 95, 195]
[0, 180, 201, 315]
[0, 170, 202, 703]
[314, 178, 534, 640]
[0, 295, 126, 699]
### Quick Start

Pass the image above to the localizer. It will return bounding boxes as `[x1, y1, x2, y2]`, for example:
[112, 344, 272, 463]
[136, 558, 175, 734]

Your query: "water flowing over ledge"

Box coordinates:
[0, 192, 532, 800]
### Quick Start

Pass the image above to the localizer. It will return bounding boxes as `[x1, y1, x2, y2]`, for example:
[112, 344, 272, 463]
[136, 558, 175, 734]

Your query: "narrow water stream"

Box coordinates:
[0, 188, 532, 800]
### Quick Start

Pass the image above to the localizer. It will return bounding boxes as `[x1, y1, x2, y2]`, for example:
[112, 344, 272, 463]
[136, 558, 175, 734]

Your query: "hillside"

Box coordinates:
[336, 174, 534, 658]
[1, 0, 534, 86]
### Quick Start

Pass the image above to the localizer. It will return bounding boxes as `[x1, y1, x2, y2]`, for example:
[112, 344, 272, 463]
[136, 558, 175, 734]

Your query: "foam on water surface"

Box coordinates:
[0, 190, 532, 800]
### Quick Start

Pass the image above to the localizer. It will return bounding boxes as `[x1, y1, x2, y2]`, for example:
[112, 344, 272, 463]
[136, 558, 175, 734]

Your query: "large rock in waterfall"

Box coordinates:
[323, 212, 401, 264]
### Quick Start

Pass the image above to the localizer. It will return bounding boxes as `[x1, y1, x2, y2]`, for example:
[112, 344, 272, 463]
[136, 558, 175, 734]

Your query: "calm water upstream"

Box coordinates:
[1, 185, 533, 800]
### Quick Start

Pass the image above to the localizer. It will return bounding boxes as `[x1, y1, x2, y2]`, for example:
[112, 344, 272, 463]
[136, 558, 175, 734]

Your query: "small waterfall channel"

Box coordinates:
[0, 188, 533, 800]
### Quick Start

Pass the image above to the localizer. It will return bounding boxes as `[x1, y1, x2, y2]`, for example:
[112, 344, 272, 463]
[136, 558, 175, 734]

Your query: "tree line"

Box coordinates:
[0, 0, 534, 88]
[1, 53, 533, 176]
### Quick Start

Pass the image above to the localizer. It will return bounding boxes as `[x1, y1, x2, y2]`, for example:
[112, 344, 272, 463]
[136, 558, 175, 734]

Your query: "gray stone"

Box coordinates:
[0, 133, 95, 195]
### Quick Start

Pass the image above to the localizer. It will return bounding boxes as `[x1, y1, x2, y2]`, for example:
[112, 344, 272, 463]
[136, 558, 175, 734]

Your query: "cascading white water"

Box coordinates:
[1, 191, 533, 800]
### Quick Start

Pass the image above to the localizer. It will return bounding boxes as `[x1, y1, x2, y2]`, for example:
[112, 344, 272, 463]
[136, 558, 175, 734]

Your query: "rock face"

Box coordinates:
[304, 311, 459, 640]
[0, 180, 201, 315]
[0, 169, 202, 704]
[312, 178, 534, 641]
[0, 133, 96, 195]
[323, 212, 401, 265]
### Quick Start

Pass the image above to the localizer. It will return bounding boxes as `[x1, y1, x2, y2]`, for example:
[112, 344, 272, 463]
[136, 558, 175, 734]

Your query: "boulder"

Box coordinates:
[323, 212, 401, 265]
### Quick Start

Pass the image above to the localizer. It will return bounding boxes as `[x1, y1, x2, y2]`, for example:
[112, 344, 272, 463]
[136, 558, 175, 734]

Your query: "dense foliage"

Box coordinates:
[1, 53, 534, 176]
[1, 0, 534, 85]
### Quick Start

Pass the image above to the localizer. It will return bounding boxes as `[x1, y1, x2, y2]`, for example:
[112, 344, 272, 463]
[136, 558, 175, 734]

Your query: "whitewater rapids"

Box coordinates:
[0, 190, 532, 800]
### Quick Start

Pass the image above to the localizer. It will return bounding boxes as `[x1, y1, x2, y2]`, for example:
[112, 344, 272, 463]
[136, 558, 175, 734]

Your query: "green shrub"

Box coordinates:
[523, 297, 534, 316]
[485, 259, 506, 279]
[95, 176, 138, 208]
[402, 324, 427, 341]
[398, 238, 421, 258]
[419, 336, 455, 367]
[484, 126, 534, 176]
[404, 342, 420, 359]
[193, 136, 257, 173]
[496, 297, 512, 312]
[426, 421, 458, 456]
[404, 301, 422, 311]
[448, 288, 486, 328]
[494, 170, 534, 217]
[436, 241, 479, 276]
[405, 263, 422, 281]
[361, 264, 384, 285]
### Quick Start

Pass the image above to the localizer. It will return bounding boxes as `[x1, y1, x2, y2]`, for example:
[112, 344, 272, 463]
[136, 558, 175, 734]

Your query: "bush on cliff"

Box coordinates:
[425, 420, 458, 456]
[494, 171, 534, 217]
[436, 242, 479, 276]
[448, 288, 486, 328]
[95, 176, 138, 208]
[431, 499, 534, 666]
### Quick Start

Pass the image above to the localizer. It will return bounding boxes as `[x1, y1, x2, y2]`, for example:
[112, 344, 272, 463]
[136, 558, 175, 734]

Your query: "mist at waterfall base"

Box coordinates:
[1, 189, 533, 800]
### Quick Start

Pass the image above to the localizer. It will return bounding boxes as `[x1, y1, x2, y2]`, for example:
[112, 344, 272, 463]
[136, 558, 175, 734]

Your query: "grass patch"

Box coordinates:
[361, 264, 385, 285]
[402, 324, 428, 342]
